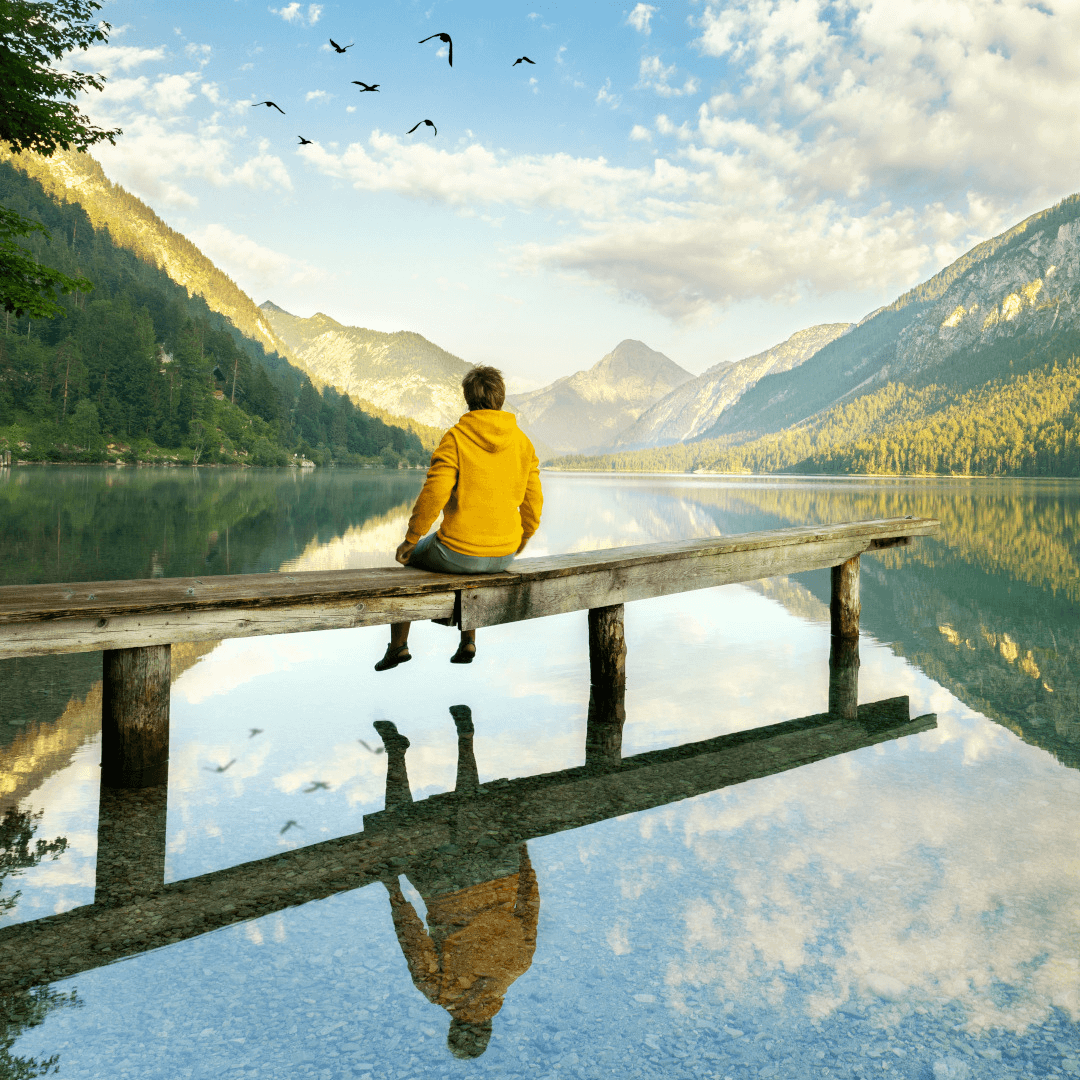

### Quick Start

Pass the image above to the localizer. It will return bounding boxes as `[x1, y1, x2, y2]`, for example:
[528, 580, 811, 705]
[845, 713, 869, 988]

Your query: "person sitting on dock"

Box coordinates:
[375, 365, 543, 670]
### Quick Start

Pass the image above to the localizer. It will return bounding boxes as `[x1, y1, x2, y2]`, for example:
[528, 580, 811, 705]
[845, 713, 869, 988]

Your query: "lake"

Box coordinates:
[2, 466, 1079, 1080]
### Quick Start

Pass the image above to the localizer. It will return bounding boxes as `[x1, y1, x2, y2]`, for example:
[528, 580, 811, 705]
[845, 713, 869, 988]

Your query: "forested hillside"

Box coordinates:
[0, 160, 424, 467]
[551, 356, 1080, 477]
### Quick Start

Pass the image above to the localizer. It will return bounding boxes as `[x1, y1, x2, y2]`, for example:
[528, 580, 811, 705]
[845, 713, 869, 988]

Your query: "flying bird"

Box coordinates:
[512, 56, 535, 66]
[351, 81, 380, 92]
[406, 119, 437, 136]
[357, 738, 384, 755]
[304, 781, 330, 792]
[329, 39, 354, 53]
[249, 727, 264, 737]
[418, 32, 453, 67]
[252, 101, 285, 114]
[280, 820, 300, 835]
[205, 759, 236, 773]
[297, 136, 313, 145]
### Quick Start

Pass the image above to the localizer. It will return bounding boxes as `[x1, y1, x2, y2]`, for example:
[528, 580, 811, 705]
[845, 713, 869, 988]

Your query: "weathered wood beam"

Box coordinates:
[101, 645, 170, 788]
[0, 593, 455, 659]
[586, 604, 627, 768]
[831, 555, 861, 641]
[0, 697, 935, 993]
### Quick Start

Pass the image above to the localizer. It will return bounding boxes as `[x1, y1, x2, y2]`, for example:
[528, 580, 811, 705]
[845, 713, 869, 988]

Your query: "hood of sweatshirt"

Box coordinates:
[454, 409, 523, 453]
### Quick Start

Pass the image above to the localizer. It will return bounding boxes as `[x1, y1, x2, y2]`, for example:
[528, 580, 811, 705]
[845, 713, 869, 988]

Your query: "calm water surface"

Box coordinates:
[2, 466, 1079, 1080]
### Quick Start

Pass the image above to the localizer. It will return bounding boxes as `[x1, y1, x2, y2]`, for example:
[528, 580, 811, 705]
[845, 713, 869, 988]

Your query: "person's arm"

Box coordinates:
[386, 880, 441, 1002]
[404, 432, 459, 546]
[517, 452, 543, 552]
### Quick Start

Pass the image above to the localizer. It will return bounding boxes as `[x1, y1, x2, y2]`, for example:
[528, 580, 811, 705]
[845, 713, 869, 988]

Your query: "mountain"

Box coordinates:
[551, 192, 1080, 477]
[507, 340, 694, 455]
[611, 323, 852, 450]
[0, 152, 424, 466]
[704, 194, 1080, 442]
[259, 303, 472, 431]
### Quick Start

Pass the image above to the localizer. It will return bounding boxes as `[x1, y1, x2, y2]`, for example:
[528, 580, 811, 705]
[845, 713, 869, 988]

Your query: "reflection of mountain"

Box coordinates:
[279, 506, 410, 571]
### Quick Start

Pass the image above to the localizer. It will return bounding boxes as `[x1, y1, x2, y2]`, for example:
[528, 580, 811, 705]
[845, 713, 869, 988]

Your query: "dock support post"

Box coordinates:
[828, 636, 860, 720]
[94, 783, 168, 906]
[101, 645, 171, 788]
[830, 556, 861, 641]
[586, 605, 626, 768]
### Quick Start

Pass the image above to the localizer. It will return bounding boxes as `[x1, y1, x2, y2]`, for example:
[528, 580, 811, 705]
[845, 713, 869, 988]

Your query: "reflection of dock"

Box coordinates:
[0, 690, 934, 993]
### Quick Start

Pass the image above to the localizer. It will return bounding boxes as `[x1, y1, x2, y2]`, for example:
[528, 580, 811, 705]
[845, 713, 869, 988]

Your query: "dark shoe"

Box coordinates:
[450, 641, 475, 665]
[374, 643, 411, 671]
[373, 720, 410, 753]
[449, 704, 474, 734]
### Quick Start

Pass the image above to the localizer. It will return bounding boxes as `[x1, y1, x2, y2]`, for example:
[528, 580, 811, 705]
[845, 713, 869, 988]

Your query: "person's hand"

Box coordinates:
[395, 540, 417, 565]
[516, 536, 530, 555]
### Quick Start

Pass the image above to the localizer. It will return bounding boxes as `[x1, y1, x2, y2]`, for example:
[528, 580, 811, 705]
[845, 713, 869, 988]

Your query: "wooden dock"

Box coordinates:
[0, 517, 938, 787]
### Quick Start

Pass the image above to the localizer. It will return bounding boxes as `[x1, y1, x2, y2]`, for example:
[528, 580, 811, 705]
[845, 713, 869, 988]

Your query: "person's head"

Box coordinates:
[462, 366, 505, 411]
[447, 1017, 492, 1059]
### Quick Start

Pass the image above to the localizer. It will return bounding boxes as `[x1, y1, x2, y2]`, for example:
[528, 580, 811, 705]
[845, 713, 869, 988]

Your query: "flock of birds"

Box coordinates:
[251, 33, 535, 143]
[202, 724, 388, 837]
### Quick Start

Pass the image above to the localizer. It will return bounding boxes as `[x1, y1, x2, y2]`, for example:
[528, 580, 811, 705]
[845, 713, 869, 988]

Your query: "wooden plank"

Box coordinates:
[101, 645, 170, 787]
[461, 534, 875, 629]
[0, 697, 936, 992]
[0, 592, 456, 659]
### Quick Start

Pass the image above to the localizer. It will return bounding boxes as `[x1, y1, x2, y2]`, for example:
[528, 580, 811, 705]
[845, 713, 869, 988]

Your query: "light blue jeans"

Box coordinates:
[408, 532, 515, 574]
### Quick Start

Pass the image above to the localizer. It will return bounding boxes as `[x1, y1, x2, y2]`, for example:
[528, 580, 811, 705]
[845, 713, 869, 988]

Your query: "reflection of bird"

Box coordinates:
[205, 759, 236, 773]
[407, 119, 437, 136]
[357, 739, 385, 755]
[297, 136, 313, 145]
[329, 39, 353, 53]
[512, 56, 535, 66]
[418, 32, 453, 66]
[351, 81, 380, 92]
[304, 781, 330, 792]
[280, 820, 300, 834]
[249, 728, 264, 737]
[252, 101, 285, 114]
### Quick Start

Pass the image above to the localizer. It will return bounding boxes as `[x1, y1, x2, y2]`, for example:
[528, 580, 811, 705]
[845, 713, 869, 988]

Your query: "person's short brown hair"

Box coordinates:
[462, 366, 505, 411]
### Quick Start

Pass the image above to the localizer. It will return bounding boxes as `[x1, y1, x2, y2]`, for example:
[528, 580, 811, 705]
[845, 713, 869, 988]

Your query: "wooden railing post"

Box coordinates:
[95, 783, 168, 906]
[830, 555, 861, 641]
[101, 644, 171, 788]
[586, 605, 626, 768]
[828, 635, 860, 720]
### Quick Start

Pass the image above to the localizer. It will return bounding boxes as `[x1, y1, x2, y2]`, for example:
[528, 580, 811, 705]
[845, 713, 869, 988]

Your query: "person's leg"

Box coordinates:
[373, 720, 413, 810]
[449, 705, 478, 795]
[450, 628, 475, 664]
[374, 622, 412, 670]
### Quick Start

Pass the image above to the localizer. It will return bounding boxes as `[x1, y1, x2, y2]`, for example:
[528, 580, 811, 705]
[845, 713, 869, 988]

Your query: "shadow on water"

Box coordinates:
[0, 638, 934, 1064]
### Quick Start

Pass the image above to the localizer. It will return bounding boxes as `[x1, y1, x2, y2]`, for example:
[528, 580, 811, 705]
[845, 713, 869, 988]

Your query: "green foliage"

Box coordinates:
[0, 161, 425, 466]
[551, 356, 1080, 479]
[0, 204, 92, 315]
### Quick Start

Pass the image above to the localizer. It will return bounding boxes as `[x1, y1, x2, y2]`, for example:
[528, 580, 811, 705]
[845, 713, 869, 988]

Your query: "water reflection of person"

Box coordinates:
[374, 706, 539, 1060]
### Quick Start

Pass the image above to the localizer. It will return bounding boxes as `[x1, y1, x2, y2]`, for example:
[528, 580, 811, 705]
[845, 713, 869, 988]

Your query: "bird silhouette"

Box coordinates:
[252, 101, 285, 114]
[304, 781, 330, 792]
[280, 820, 300, 835]
[329, 39, 353, 53]
[357, 738, 384, 755]
[512, 56, 536, 66]
[406, 119, 437, 136]
[351, 81, 380, 92]
[297, 136, 313, 145]
[418, 32, 453, 66]
[249, 727, 264, 737]
[205, 759, 236, 773]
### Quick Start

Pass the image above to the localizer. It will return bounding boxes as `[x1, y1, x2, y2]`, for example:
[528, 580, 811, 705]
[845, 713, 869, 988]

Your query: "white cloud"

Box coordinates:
[270, 3, 322, 25]
[639, 55, 699, 97]
[630, 124, 652, 142]
[596, 78, 621, 109]
[305, 89, 330, 102]
[77, 43, 166, 75]
[627, 3, 657, 35]
[189, 224, 327, 292]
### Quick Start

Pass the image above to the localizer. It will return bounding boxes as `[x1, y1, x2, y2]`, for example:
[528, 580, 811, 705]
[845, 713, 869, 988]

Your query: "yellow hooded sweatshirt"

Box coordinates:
[405, 410, 543, 558]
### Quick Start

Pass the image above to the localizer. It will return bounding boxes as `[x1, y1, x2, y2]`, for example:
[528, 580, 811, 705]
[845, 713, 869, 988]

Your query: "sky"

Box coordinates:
[72, 0, 1080, 389]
